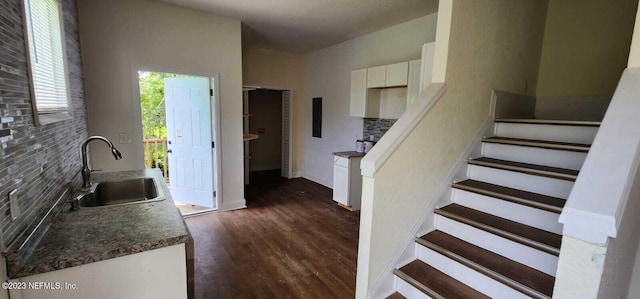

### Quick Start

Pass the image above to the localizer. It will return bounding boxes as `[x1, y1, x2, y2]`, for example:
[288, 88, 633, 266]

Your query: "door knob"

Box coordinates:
[167, 149, 173, 153]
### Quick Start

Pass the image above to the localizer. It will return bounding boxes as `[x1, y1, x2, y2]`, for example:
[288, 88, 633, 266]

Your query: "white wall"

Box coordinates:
[302, 14, 438, 187]
[77, 0, 245, 209]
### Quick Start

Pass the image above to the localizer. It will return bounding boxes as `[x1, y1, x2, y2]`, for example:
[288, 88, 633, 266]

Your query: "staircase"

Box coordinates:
[388, 118, 601, 299]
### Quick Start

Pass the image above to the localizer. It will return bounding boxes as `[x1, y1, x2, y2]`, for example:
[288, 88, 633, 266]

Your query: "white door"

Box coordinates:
[165, 77, 215, 209]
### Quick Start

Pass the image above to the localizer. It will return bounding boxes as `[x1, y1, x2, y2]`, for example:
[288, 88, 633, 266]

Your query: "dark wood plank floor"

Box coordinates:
[186, 171, 360, 299]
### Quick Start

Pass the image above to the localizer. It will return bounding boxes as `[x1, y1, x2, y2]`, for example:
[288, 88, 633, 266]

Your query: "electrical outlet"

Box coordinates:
[9, 189, 20, 222]
[119, 133, 132, 144]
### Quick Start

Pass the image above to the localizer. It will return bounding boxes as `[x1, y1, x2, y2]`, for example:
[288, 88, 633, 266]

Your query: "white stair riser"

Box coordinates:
[415, 244, 529, 299]
[395, 276, 432, 299]
[495, 123, 598, 144]
[467, 164, 574, 198]
[435, 216, 559, 276]
[482, 143, 586, 171]
[452, 189, 563, 234]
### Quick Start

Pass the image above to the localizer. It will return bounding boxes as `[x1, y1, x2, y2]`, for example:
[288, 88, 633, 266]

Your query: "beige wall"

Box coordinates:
[356, 0, 548, 296]
[248, 89, 282, 172]
[77, 0, 245, 209]
[242, 48, 304, 175]
[303, 14, 438, 187]
[536, 0, 638, 97]
[630, 2, 640, 68]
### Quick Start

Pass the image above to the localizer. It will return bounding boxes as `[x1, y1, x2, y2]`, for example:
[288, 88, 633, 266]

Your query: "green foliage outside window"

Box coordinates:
[138, 71, 187, 172]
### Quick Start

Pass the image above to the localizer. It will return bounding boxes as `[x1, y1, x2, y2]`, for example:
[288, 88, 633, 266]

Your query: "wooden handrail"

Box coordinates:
[143, 138, 168, 179]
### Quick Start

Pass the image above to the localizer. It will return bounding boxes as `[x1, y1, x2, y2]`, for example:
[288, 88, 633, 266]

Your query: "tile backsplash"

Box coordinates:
[0, 0, 88, 246]
[363, 118, 397, 142]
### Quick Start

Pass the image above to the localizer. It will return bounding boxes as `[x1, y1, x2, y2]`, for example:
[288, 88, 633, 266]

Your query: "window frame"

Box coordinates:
[21, 0, 73, 126]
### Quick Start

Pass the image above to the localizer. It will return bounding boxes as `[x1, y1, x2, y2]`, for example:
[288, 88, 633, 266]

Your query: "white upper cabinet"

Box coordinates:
[385, 62, 409, 87]
[367, 63, 409, 88]
[350, 69, 368, 117]
[366, 66, 386, 88]
[350, 48, 432, 118]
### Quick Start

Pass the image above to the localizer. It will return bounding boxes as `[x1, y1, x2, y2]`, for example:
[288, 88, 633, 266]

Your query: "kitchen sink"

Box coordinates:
[77, 177, 165, 208]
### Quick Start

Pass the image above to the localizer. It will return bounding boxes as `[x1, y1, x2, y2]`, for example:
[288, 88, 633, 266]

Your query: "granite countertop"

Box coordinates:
[5, 169, 192, 279]
[333, 151, 366, 158]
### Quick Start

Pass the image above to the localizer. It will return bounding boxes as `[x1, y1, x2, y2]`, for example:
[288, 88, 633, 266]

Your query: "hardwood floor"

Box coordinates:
[186, 172, 360, 299]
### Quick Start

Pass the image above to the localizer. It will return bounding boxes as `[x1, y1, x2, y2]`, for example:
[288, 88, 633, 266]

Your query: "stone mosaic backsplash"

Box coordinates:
[363, 118, 397, 142]
[0, 0, 88, 246]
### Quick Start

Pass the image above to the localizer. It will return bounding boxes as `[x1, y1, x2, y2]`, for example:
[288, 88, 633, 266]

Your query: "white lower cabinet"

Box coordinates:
[333, 164, 349, 206]
[333, 156, 363, 211]
[9, 244, 187, 299]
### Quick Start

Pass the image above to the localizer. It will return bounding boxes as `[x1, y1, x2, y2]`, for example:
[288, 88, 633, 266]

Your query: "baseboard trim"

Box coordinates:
[220, 200, 247, 211]
[302, 173, 332, 189]
[370, 118, 495, 299]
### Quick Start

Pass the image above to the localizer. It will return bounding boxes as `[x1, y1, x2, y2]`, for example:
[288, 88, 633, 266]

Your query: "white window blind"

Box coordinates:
[23, 0, 70, 114]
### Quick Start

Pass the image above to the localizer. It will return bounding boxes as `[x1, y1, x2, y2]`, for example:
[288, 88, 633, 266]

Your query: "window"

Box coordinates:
[22, 0, 71, 125]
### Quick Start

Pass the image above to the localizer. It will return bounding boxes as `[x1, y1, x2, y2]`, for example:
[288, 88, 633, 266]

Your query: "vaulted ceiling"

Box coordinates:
[158, 0, 439, 54]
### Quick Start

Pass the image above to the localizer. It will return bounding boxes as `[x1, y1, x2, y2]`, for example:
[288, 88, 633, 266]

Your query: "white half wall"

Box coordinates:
[77, 0, 245, 208]
[302, 14, 438, 188]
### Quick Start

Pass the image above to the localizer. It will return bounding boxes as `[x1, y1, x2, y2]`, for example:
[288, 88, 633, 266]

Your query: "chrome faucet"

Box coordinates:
[81, 136, 122, 191]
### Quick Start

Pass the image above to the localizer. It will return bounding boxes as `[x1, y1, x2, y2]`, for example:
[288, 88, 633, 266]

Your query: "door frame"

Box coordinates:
[131, 65, 223, 211]
[243, 85, 294, 179]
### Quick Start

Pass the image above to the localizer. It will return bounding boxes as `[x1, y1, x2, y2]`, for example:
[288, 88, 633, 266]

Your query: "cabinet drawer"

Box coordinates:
[334, 156, 350, 167]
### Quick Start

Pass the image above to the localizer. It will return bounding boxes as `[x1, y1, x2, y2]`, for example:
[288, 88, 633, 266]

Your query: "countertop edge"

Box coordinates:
[8, 235, 191, 279]
[333, 151, 366, 158]
[5, 169, 192, 279]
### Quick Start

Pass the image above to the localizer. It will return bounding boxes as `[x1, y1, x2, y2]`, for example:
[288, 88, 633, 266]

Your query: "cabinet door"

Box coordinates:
[350, 69, 368, 117]
[367, 66, 386, 88]
[333, 165, 350, 206]
[385, 62, 409, 87]
[407, 59, 422, 107]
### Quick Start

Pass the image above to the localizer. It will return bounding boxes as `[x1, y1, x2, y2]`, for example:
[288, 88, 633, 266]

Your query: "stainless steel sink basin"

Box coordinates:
[77, 177, 165, 208]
